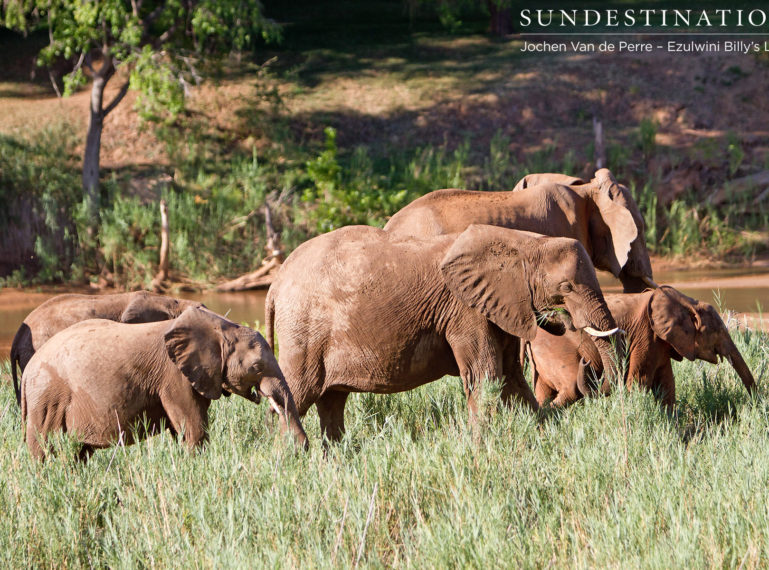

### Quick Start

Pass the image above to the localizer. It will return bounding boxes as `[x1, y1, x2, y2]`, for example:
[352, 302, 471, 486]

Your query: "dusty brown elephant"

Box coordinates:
[265, 224, 622, 443]
[528, 286, 756, 408]
[384, 168, 656, 294]
[10, 291, 201, 406]
[22, 306, 308, 459]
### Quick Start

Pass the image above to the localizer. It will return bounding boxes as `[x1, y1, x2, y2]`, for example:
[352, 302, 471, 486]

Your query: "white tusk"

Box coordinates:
[268, 397, 284, 417]
[584, 326, 623, 337]
[641, 276, 659, 289]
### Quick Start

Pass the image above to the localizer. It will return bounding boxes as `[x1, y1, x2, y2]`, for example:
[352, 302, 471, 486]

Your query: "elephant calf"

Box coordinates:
[528, 286, 756, 408]
[22, 306, 308, 459]
[11, 291, 202, 406]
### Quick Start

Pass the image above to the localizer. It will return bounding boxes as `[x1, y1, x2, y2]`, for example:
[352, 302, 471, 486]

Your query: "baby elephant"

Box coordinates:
[22, 306, 308, 459]
[528, 286, 756, 408]
[11, 291, 201, 406]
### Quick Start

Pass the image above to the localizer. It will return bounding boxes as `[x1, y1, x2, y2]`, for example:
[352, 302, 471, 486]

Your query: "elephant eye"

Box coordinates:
[558, 281, 573, 294]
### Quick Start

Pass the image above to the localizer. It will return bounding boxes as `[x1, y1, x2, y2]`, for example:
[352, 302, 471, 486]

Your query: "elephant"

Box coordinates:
[527, 286, 757, 408]
[265, 224, 622, 443]
[384, 168, 656, 294]
[21, 306, 308, 459]
[10, 291, 201, 406]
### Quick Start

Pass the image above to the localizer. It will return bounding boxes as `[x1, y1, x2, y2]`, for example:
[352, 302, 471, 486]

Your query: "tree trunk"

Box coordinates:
[486, 0, 513, 36]
[157, 199, 170, 281]
[151, 199, 171, 292]
[83, 74, 107, 238]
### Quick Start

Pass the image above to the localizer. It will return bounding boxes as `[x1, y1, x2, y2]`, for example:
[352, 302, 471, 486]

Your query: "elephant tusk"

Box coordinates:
[268, 397, 284, 417]
[583, 326, 624, 337]
[641, 276, 659, 289]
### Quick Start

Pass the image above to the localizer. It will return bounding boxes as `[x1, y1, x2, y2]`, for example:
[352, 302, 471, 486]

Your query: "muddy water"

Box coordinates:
[1, 268, 769, 361]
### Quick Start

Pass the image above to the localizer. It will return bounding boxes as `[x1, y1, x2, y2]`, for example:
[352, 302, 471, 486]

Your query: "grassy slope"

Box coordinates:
[1, 321, 767, 567]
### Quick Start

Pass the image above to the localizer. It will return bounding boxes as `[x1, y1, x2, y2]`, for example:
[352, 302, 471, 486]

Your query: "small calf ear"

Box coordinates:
[164, 309, 224, 399]
[648, 288, 696, 361]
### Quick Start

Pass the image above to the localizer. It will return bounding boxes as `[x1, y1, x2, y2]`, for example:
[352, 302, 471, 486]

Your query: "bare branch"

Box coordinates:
[71, 51, 86, 75]
[157, 23, 178, 45]
[47, 69, 62, 98]
[103, 80, 130, 116]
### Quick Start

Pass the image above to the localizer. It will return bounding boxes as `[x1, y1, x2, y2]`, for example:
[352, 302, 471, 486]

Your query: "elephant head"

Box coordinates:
[164, 307, 309, 448]
[648, 287, 756, 393]
[440, 225, 623, 381]
[121, 291, 201, 324]
[585, 169, 656, 293]
[514, 169, 656, 293]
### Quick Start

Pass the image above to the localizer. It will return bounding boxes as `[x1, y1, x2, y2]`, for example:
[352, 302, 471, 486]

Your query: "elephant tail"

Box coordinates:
[10, 329, 22, 407]
[265, 288, 276, 353]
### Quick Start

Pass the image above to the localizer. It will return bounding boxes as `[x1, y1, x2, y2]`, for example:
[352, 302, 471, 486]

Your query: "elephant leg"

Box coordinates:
[550, 387, 579, 407]
[501, 343, 539, 412]
[534, 376, 556, 406]
[26, 411, 47, 460]
[25, 385, 70, 460]
[448, 331, 504, 423]
[316, 390, 349, 443]
[652, 363, 676, 412]
[77, 445, 95, 463]
[160, 388, 210, 448]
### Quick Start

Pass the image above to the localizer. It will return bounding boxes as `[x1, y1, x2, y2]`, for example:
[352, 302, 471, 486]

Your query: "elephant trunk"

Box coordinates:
[566, 289, 624, 390]
[723, 338, 756, 394]
[259, 376, 309, 450]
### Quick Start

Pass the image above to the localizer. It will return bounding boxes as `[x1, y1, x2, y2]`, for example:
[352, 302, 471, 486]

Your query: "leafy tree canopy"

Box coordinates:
[3, 0, 280, 115]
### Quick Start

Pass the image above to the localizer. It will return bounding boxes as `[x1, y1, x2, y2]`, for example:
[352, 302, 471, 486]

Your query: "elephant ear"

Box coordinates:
[121, 294, 173, 323]
[440, 225, 538, 341]
[512, 172, 586, 191]
[164, 307, 224, 399]
[590, 168, 638, 277]
[648, 287, 697, 361]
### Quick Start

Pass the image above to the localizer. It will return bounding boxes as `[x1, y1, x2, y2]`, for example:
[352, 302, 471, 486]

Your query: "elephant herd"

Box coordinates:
[9, 168, 757, 458]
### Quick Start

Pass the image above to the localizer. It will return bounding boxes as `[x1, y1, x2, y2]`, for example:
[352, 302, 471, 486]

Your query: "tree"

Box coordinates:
[1, 0, 280, 238]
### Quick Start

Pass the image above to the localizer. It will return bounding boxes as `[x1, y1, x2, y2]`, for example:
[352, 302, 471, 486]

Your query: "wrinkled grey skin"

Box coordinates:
[528, 287, 756, 408]
[385, 168, 655, 294]
[22, 306, 308, 459]
[11, 291, 201, 406]
[266, 224, 620, 444]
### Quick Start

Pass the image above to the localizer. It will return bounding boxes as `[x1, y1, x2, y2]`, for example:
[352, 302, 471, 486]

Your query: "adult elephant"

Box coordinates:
[265, 224, 622, 443]
[22, 306, 308, 459]
[528, 286, 756, 408]
[10, 291, 201, 406]
[384, 168, 656, 294]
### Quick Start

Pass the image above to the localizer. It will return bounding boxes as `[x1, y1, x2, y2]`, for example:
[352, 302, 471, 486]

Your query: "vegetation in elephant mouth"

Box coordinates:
[534, 307, 572, 336]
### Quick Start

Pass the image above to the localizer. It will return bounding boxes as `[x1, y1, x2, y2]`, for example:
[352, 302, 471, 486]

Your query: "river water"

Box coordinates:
[1, 267, 768, 360]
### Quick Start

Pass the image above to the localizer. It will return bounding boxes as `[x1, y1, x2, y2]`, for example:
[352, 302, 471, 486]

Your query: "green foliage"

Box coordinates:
[727, 132, 745, 176]
[300, 128, 411, 233]
[0, 327, 767, 566]
[130, 46, 186, 122]
[637, 118, 658, 158]
[0, 127, 83, 284]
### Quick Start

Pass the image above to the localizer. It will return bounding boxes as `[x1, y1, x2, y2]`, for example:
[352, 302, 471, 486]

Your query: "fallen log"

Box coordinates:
[215, 257, 281, 291]
[215, 202, 284, 292]
[707, 170, 769, 206]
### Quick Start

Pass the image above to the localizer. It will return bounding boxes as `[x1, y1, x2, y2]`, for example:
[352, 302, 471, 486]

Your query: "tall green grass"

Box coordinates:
[1, 325, 768, 567]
